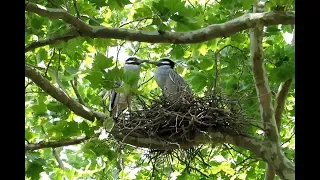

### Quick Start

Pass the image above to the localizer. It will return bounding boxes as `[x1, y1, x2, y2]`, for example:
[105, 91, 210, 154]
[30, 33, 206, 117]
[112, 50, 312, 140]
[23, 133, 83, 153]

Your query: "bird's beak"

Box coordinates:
[139, 59, 149, 63]
[145, 61, 159, 66]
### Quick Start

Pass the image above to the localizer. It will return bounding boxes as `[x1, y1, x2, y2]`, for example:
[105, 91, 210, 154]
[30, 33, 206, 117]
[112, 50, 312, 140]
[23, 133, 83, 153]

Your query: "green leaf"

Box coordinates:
[62, 121, 81, 137]
[170, 45, 185, 59]
[209, 165, 221, 174]
[30, 16, 44, 30]
[93, 53, 114, 70]
[85, 71, 104, 89]
[242, 0, 255, 9]
[36, 48, 48, 64]
[25, 131, 38, 143]
[26, 162, 44, 180]
[199, 44, 208, 56]
[104, 117, 115, 131]
[107, 0, 131, 10]
[133, 6, 153, 19]
[188, 71, 208, 92]
[231, 33, 247, 44]
[122, 70, 140, 86]
[31, 104, 47, 115]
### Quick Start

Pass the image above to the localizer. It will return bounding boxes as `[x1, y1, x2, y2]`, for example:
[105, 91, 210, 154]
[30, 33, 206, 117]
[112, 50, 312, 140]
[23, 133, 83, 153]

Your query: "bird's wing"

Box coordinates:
[109, 81, 122, 112]
[167, 69, 192, 93]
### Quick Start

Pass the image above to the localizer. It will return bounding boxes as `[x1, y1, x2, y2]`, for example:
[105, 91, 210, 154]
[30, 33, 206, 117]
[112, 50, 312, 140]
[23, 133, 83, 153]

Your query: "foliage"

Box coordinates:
[25, 0, 295, 179]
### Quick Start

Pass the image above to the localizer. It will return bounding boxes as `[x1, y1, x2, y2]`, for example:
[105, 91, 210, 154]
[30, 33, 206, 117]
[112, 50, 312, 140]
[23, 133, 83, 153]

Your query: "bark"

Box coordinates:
[250, 1, 279, 143]
[25, 1, 294, 52]
[249, 0, 295, 179]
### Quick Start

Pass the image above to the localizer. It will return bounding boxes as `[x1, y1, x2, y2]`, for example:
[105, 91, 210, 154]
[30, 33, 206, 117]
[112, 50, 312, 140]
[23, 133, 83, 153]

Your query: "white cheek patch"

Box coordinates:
[126, 60, 136, 64]
[161, 61, 171, 65]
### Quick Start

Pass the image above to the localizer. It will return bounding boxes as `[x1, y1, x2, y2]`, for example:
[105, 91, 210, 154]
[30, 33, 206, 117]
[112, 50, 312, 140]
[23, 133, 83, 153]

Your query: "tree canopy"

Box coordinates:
[25, 0, 295, 180]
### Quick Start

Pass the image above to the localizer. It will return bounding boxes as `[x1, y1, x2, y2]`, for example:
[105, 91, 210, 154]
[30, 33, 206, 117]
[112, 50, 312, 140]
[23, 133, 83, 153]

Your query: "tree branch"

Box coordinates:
[25, 1, 294, 48]
[265, 26, 295, 180]
[25, 65, 107, 121]
[249, 1, 279, 143]
[25, 136, 90, 151]
[25, 33, 78, 52]
[71, 77, 85, 105]
[25, 64, 293, 179]
[274, 79, 293, 130]
[52, 148, 65, 169]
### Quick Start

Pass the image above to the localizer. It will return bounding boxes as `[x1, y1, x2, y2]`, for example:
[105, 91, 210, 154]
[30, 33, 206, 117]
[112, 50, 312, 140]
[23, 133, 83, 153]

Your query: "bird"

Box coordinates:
[109, 57, 148, 118]
[147, 58, 192, 102]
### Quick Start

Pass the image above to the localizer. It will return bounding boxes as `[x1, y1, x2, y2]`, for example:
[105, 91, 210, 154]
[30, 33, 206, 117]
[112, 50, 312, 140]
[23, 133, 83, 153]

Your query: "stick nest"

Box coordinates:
[114, 93, 252, 143]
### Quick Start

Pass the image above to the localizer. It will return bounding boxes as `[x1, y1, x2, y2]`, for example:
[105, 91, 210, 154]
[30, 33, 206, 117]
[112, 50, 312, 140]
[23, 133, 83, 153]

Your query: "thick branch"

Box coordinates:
[25, 66, 107, 121]
[265, 26, 295, 180]
[25, 1, 294, 47]
[112, 130, 293, 179]
[249, 2, 279, 143]
[25, 136, 90, 151]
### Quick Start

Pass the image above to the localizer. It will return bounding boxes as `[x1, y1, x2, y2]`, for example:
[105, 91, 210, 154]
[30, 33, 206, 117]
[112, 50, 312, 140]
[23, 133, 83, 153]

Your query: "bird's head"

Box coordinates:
[148, 58, 175, 69]
[125, 57, 148, 65]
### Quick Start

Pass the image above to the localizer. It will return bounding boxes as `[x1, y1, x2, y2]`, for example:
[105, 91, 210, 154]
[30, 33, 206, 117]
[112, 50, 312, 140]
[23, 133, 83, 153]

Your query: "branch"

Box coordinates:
[25, 65, 107, 121]
[25, 64, 293, 179]
[25, 1, 294, 47]
[25, 33, 78, 52]
[265, 27, 295, 180]
[249, 1, 279, 143]
[71, 77, 85, 105]
[25, 136, 90, 151]
[119, 17, 153, 28]
[274, 79, 293, 130]
[52, 148, 65, 169]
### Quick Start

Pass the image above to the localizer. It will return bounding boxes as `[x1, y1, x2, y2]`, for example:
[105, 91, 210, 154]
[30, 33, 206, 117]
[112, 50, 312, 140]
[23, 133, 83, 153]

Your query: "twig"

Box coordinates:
[116, 41, 126, 67]
[281, 132, 295, 146]
[80, 15, 101, 25]
[211, 44, 242, 94]
[52, 148, 65, 169]
[187, 0, 196, 9]
[119, 17, 153, 28]
[71, 77, 85, 105]
[139, 76, 154, 88]
[133, 42, 141, 56]
[25, 136, 91, 151]
[44, 48, 56, 75]
[72, 0, 80, 18]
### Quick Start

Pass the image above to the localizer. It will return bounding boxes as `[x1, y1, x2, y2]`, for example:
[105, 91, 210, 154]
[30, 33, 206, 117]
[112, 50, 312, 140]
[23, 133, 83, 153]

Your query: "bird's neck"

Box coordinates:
[124, 64, 140, 72]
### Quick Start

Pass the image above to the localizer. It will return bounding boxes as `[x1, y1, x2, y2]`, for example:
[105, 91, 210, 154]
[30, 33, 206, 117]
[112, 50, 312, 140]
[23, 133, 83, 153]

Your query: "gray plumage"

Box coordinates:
[151, 58, 192, 102]
[109, 57, 146, 118]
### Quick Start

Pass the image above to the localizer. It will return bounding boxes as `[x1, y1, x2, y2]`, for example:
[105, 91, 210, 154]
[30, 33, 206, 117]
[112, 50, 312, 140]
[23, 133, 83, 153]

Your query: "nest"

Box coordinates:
[114, 93, 253, 144]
